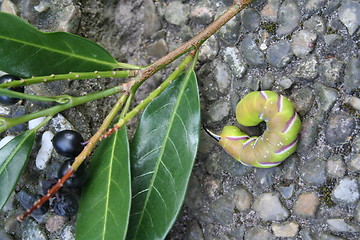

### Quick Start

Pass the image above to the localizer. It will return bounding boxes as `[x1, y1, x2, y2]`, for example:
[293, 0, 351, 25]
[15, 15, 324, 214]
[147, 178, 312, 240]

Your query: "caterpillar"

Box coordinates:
[205, 91, 301, 168]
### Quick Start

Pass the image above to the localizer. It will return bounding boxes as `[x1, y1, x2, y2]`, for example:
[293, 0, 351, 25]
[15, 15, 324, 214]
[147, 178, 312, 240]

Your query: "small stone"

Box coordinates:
[35, 131, 55, 170]
[293, 192, 320, 218]
[294, 54, 318, 80]
[347, 96, 360, 111]
[254, 167, 280, 187]
[190, 2, 214, 25]
[324, 0, 342, 15]
[352, 136, 360, 153]
[207, 99, 231, 123]
[215, 7, 241, 44]
[327, 155, 346, 178]
[319, 232, 345, 240]
[323, 34, 343, 48]
[34, 1, 50, 13]
[253, 192, 290, 221]
[243, 75, 260, 91]
[304, 0, 327, 16]
[213, 59, 231, 94]
[28, 116, 46, 130]
[319, 58, 344, 87]
[1, 0, 18, 15]
[261, 0, 280, 22]
[355, 201, 360, 221]
[266, 40, 293, 68]
[22, 220, 47, 240]
[271, 221, 299, 237]
[209, 194, 234, 225]
[61, 225, 75, 240]
[327, 218, 360, 232]
[277, 76, 293, 89]
[277, 184, 295, 199]
[292, 30, 317, 58]
[297, 118, 319, 153]
[185, 220, 204, 240]
[325, 114, 355, 146]
[198, 35, 219, 62]
[300, 159, 326, 186]
[299, 228, 313, 240]
[146, 39, 168, 58]
[245, 227, 274, 240]
[338, 0, 360, 35]
[143, 0, 162, 37]
[241, 34, 265, 67]
[349, 154, 360, 172]
[0, 105, 10, 116]
[260, 72, 276, 90]
[164, 1, 189, 26]
[241, 8, 260, 32]
[0, 135, 15, 149]
[222, 47, 247, 78]
[343, 57, 360, 93]
[233, 187, 253, 212]
[46, 215, 66, 232]
[314, 83, 338, 122]
[332, 177, 359, 204]
[303, 15, 326, 34]
[277, 0, 301, 36]
[56, 4, 81, 33]
[50, 113, 74, 132]
[290, 87, 314, 116]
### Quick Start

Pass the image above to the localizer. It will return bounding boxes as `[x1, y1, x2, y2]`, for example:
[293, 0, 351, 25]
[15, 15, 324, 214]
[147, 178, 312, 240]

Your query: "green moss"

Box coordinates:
[318, 180, 336, 207]
[260, 22, 278, 35]
[327, 27, 337, 34]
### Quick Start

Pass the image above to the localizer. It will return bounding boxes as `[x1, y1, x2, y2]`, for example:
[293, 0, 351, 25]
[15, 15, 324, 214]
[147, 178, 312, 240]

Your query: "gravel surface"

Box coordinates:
[0, 0, 359, 239]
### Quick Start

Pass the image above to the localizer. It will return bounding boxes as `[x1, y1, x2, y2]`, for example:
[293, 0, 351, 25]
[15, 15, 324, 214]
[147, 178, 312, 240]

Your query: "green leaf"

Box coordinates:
[127, 70, 200, 240]
[0, 12, 119, 78]
[76, 127, 131, 240]
[0, 130, 36, 209]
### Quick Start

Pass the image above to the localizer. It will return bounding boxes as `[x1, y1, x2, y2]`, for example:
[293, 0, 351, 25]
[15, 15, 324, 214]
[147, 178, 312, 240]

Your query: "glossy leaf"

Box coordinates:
[76, 127, 131, 240]
[0, 12, 119, 78]
[127, 70, 200, 239]
[0, 130, 36, 209]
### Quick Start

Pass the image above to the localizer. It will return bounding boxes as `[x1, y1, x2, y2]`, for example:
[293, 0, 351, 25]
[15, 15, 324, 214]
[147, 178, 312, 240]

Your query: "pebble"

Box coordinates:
[290, 87, 314, 116]
[293, 192, 320, 218]
[143, 0, 162, 37]
[222, 47, 247, 78]
[146, 39, 168, 58]
[297, 118, 319, 153]
[352, 136, 360, 153]
[253, 192, 290, 221]
[325, 114, 355, 146]
[209, 194, 234, 225]
[35, 131, 54, 170]
[326, 218, 360, 232]
[299, 228, 313, 240]
[291, 30, 317, 58]
[22, 220, 47, 240]
[215, 7, 241, 44]
[0, 135, 15, 149]
[323, 34, 343, 49]
[349, 154, 360, 172]
[241, 8, 260, 32]
[1, 0, 18, 15]
[61, 225, 75, 240]
[45, 215, 66, 232]
[34, 1, 50, 13]
[233, 187, 253, 212]
[244, 227, 274, 240]
[56, 4, 81, 33]
[319, 232, 345, 240]
[198, 35, 219, 62]
[241, 34, 265, 67]
[314, 83, 338, 122]
[254, 167, 280, 187]
[164, 1, 189, 26]
[260, 0, 280, 22]
[304, 15, 326, 34]
[28, 116, 46, 130]
[300, 158, 326, 186]
[260, 72, 275, 90]
[324, 0, 342, 16]
[277, 184, 295, 199]
[190, 2, 214, 25]
[184, 175, 204, 212]
[277, 76, 293, 89]
[50, 113, 74, 132]
[338, 0, 360, 35]
[327, 155, 346, 178]
[294, 54, 318, 81]
[271, 221, 299, 237]
[356, 202, 360, 222]
[347, 96, 360, 111]
[319, 58, 344, 87]
[277, 0, 301, 36]
[185, 220, 204, 240]
[304, 0, 327, 16]
[213, 59, 231, 94]
[266, 40, 293, 68]
[332, 177, 359, 204]
[343, 57, 360, 93]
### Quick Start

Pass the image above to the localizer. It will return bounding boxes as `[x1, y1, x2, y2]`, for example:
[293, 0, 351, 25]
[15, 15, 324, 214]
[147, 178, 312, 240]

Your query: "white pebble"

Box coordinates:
[0, 135, 15, 149]
[34, 1, 50, 13]
[50, 114, 74, 132]
[35, 131, 54, 170]
[348, 96, 360, 111]
[28, 116, 46, 130]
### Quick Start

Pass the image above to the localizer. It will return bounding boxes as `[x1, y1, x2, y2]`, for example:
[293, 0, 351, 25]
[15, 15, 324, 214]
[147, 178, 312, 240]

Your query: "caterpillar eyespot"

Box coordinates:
[205, 91, 301, 168]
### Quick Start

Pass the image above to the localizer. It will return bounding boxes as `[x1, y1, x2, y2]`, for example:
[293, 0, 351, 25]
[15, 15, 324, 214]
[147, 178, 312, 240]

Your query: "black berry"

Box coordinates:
[52, 130, 84, 158]
[51, 191, 79, 217]
[0, 74, 24, 105]
[58, 159, 88, 188]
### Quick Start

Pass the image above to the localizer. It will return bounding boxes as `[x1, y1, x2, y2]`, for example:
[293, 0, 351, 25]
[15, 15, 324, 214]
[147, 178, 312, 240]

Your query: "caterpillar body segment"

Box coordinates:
[208, 91, 301, 168]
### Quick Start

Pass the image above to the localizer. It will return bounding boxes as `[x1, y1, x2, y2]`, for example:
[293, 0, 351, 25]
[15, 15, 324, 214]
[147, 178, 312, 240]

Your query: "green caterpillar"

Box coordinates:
[205, 91, 301, 168]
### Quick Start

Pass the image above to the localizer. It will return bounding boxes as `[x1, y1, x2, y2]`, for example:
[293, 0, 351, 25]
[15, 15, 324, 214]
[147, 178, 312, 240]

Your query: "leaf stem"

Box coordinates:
[0, 70, 137, 88]
[0, 86, 122, 132]
[0, 88, 71, 103]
